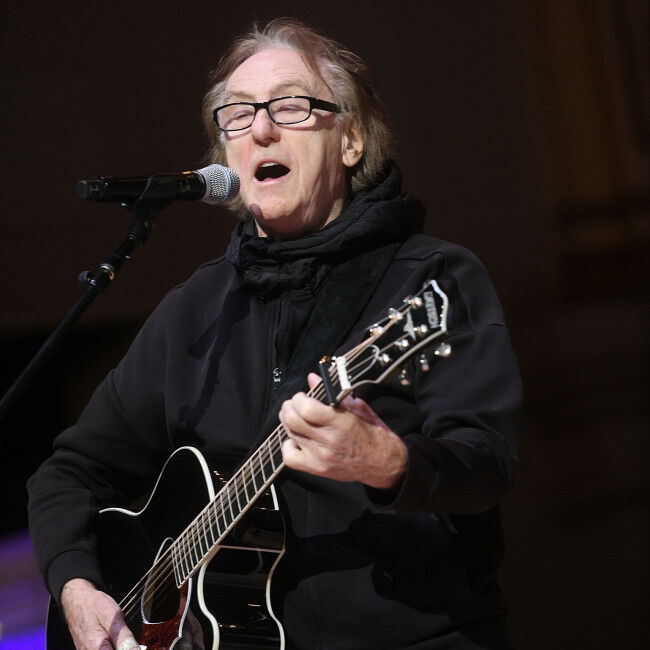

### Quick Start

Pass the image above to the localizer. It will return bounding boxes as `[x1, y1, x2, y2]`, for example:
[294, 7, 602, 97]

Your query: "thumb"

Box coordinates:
[107, 612, 138, 650]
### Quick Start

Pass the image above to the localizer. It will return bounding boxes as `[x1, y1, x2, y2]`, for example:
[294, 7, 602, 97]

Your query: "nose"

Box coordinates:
[250, 107, 280, 144]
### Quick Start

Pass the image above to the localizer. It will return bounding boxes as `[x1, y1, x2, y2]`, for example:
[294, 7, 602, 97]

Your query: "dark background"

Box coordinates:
[0, 1, 648, 648]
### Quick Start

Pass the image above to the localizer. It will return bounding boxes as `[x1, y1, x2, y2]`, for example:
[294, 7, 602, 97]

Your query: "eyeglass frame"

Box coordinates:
[212, 95, 340, 132]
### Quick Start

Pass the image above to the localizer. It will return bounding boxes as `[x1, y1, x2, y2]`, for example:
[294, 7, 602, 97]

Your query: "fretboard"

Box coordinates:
[169, 423, 289, 586]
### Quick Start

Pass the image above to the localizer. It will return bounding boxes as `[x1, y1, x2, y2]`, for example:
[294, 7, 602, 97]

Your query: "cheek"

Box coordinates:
[224, 139, 247, 170]
[301, 134, 343, 184]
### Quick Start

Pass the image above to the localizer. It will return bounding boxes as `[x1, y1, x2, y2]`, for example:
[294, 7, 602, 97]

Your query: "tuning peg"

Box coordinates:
[404, 295, 423, 307]
[399, 368, 411, 386]
[379, 353, 391, 365]
[418, 354, 430, 372]
[433, 342, 452, 357]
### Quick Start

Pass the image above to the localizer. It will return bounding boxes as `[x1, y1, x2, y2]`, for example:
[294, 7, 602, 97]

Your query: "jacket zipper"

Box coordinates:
[270, 297, 284, 390]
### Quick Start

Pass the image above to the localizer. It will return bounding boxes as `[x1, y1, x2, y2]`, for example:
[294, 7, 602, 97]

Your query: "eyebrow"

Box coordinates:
[224, 80, 316, 103]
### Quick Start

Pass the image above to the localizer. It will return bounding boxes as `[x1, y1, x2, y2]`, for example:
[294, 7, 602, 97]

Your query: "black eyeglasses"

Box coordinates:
[213, 95, 340, 132]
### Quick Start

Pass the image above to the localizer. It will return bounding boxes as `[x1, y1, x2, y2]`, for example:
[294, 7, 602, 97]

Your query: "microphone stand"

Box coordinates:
[0, 175, 181, 422]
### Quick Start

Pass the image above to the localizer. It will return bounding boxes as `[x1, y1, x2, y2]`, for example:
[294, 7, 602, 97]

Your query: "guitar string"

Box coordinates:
[163, 332, 378, 563]
[117, 344, 357, 623]
[115, 335, 374, 623]
[118, 383, 322, 623]
[118, 313, 427, 624]
[118, 315, 426, 624]
[115, 344, 357, 622]
[117, 312, 424, 623]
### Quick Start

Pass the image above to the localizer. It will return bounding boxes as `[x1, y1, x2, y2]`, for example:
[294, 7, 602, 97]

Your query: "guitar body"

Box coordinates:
[47, 446, 286, 650]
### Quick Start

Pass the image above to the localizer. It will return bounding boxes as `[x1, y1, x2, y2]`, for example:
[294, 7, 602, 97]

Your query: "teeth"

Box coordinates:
[260, 162, 279, 167]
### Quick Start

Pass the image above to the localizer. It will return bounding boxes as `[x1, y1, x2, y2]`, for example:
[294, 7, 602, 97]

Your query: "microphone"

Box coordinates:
[75, 164, 240, 205]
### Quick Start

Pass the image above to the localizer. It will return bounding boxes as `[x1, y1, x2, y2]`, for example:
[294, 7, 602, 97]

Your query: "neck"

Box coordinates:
[252, 197, 346, 240]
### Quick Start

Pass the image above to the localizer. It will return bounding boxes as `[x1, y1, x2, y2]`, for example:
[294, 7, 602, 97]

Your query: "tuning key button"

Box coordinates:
[379, 353, 391, 365]
[405, 295, 423, 307]
[418, 354, 430, 372]
[434, 342, 452, 357]
[399, 368, 411, 386]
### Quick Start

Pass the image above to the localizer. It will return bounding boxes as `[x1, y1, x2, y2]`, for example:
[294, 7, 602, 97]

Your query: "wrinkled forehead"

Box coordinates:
[224, 48, 332, 103]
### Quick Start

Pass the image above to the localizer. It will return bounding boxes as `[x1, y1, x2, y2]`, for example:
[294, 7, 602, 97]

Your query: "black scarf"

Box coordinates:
[225, 163, 425, 300]
[226, 163, 426, 450]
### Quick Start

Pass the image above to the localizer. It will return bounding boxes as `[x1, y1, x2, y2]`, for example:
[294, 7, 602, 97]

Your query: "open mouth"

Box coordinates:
[255, 162, 291, 182]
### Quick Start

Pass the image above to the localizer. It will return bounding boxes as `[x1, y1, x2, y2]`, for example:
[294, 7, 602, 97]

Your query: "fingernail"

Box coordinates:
[117, 637, 139, 650]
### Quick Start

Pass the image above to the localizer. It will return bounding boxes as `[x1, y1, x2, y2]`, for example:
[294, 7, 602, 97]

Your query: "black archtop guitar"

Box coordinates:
[47, 279, 450, 650]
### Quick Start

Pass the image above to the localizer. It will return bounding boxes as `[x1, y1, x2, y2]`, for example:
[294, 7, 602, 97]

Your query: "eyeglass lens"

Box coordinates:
[217, 97, 312, 131]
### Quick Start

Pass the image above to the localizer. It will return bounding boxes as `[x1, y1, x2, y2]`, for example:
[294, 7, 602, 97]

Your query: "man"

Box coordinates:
[28, 19, 522, 650]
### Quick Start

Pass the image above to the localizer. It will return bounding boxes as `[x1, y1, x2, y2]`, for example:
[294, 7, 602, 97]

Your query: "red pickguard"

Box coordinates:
[138, 582, 189, 649]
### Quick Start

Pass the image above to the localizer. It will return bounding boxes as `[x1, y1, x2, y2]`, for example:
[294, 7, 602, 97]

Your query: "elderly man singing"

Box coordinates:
[28, 18, 522, 650]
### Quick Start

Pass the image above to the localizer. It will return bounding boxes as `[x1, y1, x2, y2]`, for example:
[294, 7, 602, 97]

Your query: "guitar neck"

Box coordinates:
[169, 423, 288, 586]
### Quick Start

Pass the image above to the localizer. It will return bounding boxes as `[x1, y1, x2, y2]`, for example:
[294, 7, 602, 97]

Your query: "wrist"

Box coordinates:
[61, 578, 98, 610]
[369, 428, 408, 490]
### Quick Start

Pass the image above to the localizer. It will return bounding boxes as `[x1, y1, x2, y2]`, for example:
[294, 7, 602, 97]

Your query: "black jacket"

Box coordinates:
[28, 167, 522, 649]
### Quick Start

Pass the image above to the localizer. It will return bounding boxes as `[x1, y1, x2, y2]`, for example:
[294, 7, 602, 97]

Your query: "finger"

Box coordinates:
[307, 372, 321, 390]
[281, 401, 337, 445]
[109, 613, 138, 650]
[339, 394, 389, 429]
[291, 392, 336, 425]
[282, 436, 331, 476]
[280, 400, 316, 437]
[282, 437, 304, 467]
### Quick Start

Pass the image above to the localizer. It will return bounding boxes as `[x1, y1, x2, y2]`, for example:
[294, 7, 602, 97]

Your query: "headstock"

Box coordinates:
[318, 280, 451, 403]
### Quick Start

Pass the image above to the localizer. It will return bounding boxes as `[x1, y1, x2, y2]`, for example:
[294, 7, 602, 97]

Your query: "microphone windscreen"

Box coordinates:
[197, 164, 240, 204]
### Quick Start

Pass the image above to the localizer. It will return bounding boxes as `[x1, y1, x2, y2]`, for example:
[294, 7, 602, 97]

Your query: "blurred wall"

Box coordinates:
[0, 1, 647, 648]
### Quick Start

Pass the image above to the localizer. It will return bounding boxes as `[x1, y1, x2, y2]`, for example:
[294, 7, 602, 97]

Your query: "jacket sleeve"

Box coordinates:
[26, 289, 179, 604]
[368, 244, 522, 514]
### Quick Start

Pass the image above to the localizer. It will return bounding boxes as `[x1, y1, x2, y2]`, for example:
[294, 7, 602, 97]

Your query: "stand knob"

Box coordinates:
[78, 270, 93, 285]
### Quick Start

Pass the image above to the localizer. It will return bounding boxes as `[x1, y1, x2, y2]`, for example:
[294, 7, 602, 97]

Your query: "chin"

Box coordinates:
[256, 210, 314, 239]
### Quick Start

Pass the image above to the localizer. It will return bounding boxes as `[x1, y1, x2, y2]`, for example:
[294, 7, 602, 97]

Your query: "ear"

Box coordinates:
[341, 120, 364, 168]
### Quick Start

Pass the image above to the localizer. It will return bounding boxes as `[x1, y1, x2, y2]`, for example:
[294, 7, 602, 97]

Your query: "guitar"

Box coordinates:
[47, 279, 450, 650]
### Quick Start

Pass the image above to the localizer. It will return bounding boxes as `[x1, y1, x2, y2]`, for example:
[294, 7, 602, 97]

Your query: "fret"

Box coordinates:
[272, 433, 284, 466]
[191, 522, 202, 563]
[179, 533, 191, 582]
[211, 499, 222, 539]
[206, 506, 217, 546]
[250, 460, 258, 491]
[258, 447, 266, 482]
[225, 485, 236, 521]
[267, 439, 277, 472]
[263, 444, 276, 480]
[242, 461, 253, 502]
[171, 540, 181, 586]
[195, 527, 205, 566]
[217, 492, 230, 530]
[232, 473, 243, 512]
[198, 512, 209, 558]
[187, 529, 200, 570]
